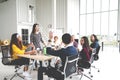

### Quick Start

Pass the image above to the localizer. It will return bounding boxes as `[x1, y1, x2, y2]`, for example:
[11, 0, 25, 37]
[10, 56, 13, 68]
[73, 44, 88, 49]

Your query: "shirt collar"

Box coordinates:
[64, 43, 73, 48]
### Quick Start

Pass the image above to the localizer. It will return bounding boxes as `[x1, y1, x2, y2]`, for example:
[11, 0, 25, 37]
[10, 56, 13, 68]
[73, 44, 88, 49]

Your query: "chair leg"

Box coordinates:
[89, 65, 100, 74]
[79, 73, 84, 80]
[9, 66, 24, 80]
[79, 73, 92, 80]
[91, 66, 100, 72]
[83, 74, 92, 80]
[17, 73, 24, 79]
[10, 73, 24, 80]
[10, 74, 16, 80]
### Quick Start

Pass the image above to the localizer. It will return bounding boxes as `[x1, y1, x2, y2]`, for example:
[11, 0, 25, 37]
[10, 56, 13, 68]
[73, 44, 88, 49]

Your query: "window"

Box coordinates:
[94, 13, 100, 34]
[101, 12, 108, 35]
[87, 14, 93, 35]
[22, 29, 29, 45]
[94, 0, 101, 12]
[80, 0, 86, 14]
[101, 0, 109, 11]
[109, 11, 118, 35]
[79, 0, 118, 36]
[80, 15, 86, 36]
[87, 0, 93, 13]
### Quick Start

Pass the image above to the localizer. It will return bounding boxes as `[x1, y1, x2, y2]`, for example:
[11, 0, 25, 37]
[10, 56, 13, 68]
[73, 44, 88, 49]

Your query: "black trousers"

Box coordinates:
[11, 57, 29, 66]
[38, 66, 64, 80]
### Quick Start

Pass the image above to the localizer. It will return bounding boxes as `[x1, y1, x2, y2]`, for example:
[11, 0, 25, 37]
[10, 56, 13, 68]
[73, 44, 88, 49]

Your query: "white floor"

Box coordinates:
[0, 46, 120, 80]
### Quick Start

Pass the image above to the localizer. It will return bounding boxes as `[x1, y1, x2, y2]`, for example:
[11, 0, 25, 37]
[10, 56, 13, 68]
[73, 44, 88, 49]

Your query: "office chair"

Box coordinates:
[89, 46, 100, 74]
[77, 46, 100, 80]
[1, 45, 24, 80]
[77, 60, 92, 80]
[47, 54, 79, 80]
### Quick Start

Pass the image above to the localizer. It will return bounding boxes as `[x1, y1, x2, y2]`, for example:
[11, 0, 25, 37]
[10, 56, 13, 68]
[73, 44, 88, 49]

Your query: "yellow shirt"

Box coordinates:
[12, 44, 27, 59]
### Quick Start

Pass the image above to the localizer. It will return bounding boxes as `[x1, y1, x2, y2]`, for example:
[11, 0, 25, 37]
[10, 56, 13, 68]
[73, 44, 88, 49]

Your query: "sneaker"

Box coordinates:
[24, 76, 32, 80]
[22, 71, 31, 78]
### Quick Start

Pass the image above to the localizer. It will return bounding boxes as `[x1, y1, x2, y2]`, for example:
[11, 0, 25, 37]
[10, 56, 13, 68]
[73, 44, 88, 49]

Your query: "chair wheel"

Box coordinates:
[91, 75, 93, 78]
[98, 70, 100, 72]
[89, 72, 91, 74]
[4, 78, 7, 80]
[70, 76, 72, 79]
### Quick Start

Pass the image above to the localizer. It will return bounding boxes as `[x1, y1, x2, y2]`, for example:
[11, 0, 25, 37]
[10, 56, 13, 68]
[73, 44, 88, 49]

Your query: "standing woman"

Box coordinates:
[30, 23, 46, 69]
[10, 33, 36, 77]
[30, 23, 46, 50]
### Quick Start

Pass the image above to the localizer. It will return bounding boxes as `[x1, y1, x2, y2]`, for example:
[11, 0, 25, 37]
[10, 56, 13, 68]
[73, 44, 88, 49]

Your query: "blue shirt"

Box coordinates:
[90, 41, 100, 49]
[46, 45, 78, 71]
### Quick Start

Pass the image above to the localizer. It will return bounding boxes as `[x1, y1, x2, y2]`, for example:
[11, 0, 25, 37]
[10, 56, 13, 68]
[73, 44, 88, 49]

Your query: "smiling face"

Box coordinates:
[90, 35, 95, 42]
[17, 35, 22, 42]
[80, 38, 84, 46]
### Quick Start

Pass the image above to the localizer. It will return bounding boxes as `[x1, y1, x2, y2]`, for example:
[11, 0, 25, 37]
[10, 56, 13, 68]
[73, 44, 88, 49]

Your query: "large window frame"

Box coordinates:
[79, 0, 118, 45]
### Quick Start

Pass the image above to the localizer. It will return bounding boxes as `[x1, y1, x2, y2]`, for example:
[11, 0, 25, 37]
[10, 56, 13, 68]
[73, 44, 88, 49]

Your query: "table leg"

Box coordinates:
[102, 42, 104, 51]
[30, 60, 36, 73]
[39, 61, 42, 67]
[48, 60, 51, 67]
[119, 42, 120, 53]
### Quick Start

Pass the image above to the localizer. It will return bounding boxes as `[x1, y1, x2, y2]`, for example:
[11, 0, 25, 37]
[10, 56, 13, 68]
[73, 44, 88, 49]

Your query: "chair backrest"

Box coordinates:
[96, 46, 100, 55]
[90, 46, 101, 63]
[94, 46, 100, 61]
[1, 45, 12, 65]
[63, 54, 79, 79]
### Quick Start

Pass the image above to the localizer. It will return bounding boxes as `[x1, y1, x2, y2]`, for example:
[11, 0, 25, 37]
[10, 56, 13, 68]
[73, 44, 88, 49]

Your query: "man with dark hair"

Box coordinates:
[38, 33, 78, 80]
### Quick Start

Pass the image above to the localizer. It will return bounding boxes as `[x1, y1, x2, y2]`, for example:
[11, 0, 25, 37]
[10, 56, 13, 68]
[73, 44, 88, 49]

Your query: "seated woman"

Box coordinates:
[90, 34, 100, 51]
[78, 36, 91, 69]
[10, 33, 36, 77]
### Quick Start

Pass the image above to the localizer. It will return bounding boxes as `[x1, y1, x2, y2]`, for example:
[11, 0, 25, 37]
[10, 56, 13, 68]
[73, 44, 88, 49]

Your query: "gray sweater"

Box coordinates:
[30, 32, 44, 50]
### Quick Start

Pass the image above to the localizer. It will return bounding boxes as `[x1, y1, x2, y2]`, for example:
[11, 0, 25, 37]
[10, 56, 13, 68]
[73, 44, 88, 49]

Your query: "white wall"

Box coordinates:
[36, 0, 53, 41]
[16, 0, 36, 43]
[0, 0, 17, 40]
[36, 0, 79, 39]
[56, 0, 67, 33]
[36, 0, 68, 41]
[36, 0, 53, 28]
[16, 0, 36, 23]
[118, 0, 120, 40]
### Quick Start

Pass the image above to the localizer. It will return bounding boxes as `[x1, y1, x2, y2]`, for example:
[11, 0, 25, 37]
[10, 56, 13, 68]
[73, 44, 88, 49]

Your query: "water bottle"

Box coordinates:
[43, 47, 47, 55]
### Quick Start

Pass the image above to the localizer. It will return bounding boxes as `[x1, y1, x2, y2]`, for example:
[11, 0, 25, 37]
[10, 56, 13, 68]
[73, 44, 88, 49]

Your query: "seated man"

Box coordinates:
[38, 33, 78, 80]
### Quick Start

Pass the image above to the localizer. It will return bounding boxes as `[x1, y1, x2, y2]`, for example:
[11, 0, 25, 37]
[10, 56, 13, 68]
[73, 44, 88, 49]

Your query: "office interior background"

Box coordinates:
[0, 0, 120, 44]
[0, 0, 120, 80]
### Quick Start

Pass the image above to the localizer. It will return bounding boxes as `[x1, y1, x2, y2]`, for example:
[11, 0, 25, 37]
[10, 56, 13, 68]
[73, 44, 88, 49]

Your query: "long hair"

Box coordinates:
[32, 23, 39, 34]
[91, 34, 98, 42]
[81, 36, 91, 61]
[82, 36, 90, 50]
[10, 33, 22, 55]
